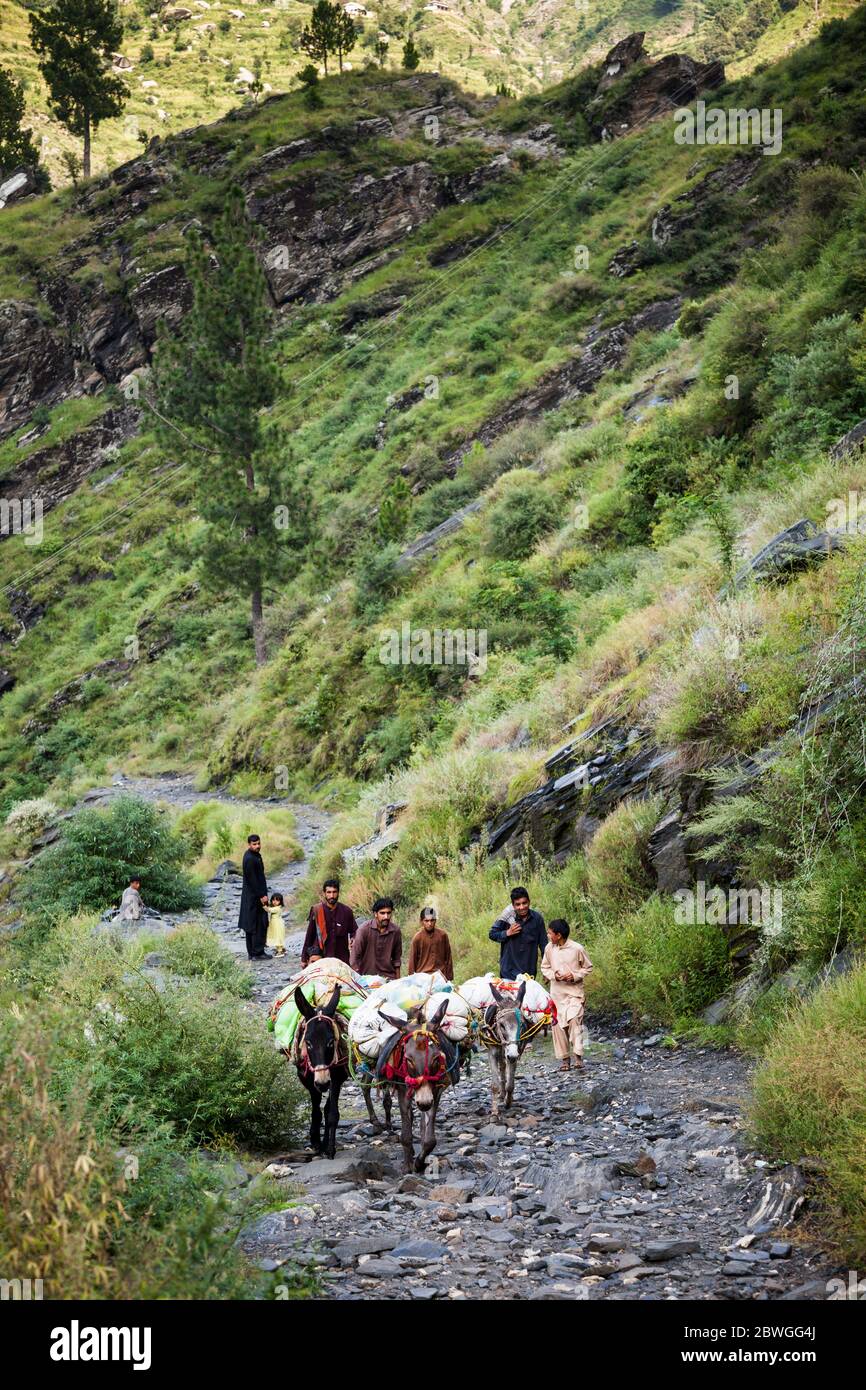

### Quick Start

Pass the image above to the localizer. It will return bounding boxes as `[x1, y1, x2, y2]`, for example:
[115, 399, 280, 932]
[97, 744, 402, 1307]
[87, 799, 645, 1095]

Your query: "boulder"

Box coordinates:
[590, 36, 724, 140]
[746, 1164, 809, 1232]
[829, 417, 866, 463]
[0, 300, 75, 438]
[727, 518, 847, 593]
[0, 167, 38, 210]
[594, 32, 648, 94]
[342, 801, 407, 867]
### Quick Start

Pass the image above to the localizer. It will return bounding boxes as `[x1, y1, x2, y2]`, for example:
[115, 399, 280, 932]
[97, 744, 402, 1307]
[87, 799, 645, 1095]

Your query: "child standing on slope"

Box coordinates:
[266, 892, 287, 956]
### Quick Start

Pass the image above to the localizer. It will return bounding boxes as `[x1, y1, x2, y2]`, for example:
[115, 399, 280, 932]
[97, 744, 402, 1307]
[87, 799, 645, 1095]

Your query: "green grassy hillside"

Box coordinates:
[1, 0, 858, 183]
[4, 4, 866, 1259]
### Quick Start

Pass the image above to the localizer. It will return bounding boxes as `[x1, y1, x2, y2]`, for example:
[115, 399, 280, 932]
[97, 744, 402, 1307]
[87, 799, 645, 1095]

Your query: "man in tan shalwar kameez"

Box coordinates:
[541, 918, 593, 1071]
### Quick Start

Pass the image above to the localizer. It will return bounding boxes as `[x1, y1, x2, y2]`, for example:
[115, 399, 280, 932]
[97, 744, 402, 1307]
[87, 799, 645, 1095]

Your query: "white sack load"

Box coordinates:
[348, 971, 456, 1058]
[424, 989, 470, 1043]
[458, 972, 556, 1025]
[348, 995, 402, 1059]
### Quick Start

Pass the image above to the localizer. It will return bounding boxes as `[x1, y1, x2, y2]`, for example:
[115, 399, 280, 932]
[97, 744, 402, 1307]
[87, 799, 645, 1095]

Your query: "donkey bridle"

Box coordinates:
[295, 1009, 348, 1073]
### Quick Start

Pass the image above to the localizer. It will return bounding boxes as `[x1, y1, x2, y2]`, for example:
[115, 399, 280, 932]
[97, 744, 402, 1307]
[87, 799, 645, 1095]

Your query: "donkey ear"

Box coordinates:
[516, 981, 527, 1005]
[484, 1003, 497, 1026]
[378, 1008, 408, 1030]
[489, 985, 503, 1003]
[323, 984, 341, 1017]
[295, 987, 316, 1020]
[429, 998, 449, 1031]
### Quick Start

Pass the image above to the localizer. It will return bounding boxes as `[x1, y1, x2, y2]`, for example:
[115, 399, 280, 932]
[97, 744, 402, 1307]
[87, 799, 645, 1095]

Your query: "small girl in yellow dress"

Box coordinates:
[266, 892, 287, 956]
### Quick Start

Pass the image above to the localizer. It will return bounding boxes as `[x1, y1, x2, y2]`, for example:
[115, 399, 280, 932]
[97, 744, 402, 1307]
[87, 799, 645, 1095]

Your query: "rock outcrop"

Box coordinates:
[589, 34, 724, 141]
[0, 406, 141, 531]
[0, 79, 555, 437]
[442, 296, 682, 471]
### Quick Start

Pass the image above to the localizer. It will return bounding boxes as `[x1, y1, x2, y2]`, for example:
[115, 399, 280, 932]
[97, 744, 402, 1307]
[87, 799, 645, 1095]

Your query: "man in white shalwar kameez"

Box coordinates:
[541, 918, 593, 1071]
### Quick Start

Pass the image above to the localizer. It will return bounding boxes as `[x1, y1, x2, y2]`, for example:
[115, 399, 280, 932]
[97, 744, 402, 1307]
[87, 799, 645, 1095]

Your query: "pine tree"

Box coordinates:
[30, 0, 127, 177]
[0, 66, 39, 176]
[402, 35, 420, 70]
[299, 0, 340, 76]
[333, 9, 357, 72]
[151, 190, 306, 667]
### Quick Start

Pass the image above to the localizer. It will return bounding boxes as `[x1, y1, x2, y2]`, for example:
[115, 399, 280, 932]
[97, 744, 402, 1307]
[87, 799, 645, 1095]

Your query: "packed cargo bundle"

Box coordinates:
[424, 989, 471, 1043]
[268, 956, 370, 1051]
[348, 970, 456, 1059]
[459, 973, 557, 1026]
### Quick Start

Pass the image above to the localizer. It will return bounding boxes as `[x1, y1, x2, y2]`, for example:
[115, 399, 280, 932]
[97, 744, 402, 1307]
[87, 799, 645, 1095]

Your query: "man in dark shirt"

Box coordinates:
[350, 897, 402, 980]
[489, 886, 546, 980]
[238, 833, 269, 960]
[301, 878, 359, 967]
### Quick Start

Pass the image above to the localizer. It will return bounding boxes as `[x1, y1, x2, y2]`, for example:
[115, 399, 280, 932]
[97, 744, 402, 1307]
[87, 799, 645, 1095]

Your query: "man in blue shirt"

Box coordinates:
[489, 886, 546, 980]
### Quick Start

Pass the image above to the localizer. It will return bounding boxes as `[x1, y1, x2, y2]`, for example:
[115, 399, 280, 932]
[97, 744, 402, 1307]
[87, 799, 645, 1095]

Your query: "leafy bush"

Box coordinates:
[483, 475, 559, 559]
[80, 974, 302, 1147]
[162, 922, 252, 997]
[24, 796, 204, 916]
[5, 796, 59, 838]
[353, 542, 401, 619]
[0, 1011, 279, 1299]
[587, 894, 733, 1025]
[757, 314, 866, 458]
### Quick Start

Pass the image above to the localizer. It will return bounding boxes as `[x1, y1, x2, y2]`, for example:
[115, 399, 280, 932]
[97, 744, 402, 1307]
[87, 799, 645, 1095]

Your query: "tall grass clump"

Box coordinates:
[751, 964, 866, 1261]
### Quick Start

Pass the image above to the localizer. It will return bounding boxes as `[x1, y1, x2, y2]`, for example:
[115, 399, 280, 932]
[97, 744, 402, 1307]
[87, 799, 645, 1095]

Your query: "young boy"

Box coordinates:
[265, 892, 287, 956]
[406, 906, 454, 979]
[541, 918, 593, 1072]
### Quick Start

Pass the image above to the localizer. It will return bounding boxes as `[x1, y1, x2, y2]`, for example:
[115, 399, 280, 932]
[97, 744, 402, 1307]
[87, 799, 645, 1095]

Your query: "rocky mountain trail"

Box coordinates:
[238, 1031, 838, 1302]
[86, 774, 331, 993]
[50, 775, 839, 1300]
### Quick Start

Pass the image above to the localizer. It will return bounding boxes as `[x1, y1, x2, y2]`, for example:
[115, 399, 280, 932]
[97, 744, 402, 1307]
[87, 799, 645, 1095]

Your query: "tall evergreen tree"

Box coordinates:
[299, 0, 340, 75]
[151, 191, 306, 666]
[30, 0, 127, 177]
[333, 8, 358, 72]
[402, 35, 420, 70]
[0, 66, 39, 176]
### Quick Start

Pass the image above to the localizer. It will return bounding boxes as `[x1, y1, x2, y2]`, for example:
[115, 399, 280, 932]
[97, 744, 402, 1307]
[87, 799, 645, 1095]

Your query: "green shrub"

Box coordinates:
[4, 796, 59, 838]
[483, 475, 558, 559]
[585, 795, 664, 914]
[0, 1010, 278, 1299]
[353, 543, 401, 619]
[588, 894, 733, 1025]
[162, 922, 252, 997]
[23, 796, 203, 916]
[751, 964, 866, 1261]
[81, 974, 302, 1147]
[757, 314, 866, 458]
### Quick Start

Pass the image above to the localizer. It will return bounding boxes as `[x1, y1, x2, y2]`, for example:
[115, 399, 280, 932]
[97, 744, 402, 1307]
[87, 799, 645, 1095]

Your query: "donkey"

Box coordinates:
[377, 1000, 456, 1174]
[293, 985, 348, 1159]
[358, 1066, 394, 1135]
[482, 981, 527, 1117]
